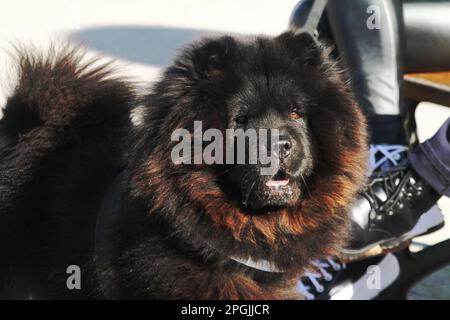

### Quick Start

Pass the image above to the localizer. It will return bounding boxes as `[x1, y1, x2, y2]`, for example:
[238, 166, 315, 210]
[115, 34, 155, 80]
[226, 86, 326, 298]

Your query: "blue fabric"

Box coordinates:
[409, 117, 450, 197]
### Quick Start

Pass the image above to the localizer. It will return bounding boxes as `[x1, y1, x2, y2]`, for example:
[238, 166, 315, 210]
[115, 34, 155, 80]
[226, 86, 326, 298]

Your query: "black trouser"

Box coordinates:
[323, 0, 450, 144]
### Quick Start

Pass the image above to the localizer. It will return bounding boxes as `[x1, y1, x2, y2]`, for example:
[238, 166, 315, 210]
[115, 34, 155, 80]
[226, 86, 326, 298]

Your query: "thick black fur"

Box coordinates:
[0, 33, 367, 299]
[0, 48, 136, 298]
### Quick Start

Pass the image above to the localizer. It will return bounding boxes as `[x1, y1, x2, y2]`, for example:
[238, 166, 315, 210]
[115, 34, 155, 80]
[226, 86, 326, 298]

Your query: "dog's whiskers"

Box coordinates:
[242, 173, 256, 208]
[300, 173, 312, 198]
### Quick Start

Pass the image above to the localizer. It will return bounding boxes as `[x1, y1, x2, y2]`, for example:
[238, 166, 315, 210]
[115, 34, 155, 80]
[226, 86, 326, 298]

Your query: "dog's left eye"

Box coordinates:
[235, 115, 249, 126]
[289, 108, 304, 120]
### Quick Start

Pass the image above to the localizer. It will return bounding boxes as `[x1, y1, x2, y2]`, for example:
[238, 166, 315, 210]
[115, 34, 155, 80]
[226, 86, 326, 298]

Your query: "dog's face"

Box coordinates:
[132, 32, 368, 270]
[216, 43, 317, 211]
[223, 90, 315, 212]
[182, 33, 330, 212]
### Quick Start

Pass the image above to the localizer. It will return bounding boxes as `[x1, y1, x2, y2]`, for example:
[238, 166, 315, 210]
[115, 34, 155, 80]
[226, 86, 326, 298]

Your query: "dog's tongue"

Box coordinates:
[265, 179, 289, 187]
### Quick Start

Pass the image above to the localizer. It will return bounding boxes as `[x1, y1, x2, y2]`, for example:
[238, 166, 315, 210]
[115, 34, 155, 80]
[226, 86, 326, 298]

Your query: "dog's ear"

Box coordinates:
[191, 36, 237, 78]
[276, 31, 321, 66]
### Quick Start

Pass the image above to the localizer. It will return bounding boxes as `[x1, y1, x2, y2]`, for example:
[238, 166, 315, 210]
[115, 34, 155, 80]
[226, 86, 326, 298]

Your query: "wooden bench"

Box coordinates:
[405, 72, 450, 108]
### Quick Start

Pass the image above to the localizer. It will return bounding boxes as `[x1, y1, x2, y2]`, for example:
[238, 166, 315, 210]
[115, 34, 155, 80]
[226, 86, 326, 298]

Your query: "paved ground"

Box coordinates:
[0, 0, 299, 94]
[0, 0, 449, 299]
[409, 264, 450, 300]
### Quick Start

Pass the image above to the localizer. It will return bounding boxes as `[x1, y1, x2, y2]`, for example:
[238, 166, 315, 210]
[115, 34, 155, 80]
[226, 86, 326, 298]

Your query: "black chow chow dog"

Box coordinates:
[0, 32, 367, 299]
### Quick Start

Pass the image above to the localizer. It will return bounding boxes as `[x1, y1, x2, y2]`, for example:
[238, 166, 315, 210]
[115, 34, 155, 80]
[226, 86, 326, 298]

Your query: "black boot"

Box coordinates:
[342, 166, 443, 257]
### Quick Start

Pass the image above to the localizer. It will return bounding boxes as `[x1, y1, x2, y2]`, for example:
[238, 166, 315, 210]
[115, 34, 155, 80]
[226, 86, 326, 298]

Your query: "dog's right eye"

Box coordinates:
[289, 108, 304, 121]
[235, 115, 248, 126]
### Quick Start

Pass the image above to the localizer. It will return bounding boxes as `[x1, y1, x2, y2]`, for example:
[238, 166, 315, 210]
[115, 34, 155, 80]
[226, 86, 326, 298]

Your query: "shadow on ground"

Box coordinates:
[71, 25, 246, 67]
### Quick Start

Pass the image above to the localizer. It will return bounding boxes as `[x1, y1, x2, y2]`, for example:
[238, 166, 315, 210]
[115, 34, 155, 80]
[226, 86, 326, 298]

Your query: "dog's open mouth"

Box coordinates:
[242, 168, 300, 212]
[265, 169, 290, 189]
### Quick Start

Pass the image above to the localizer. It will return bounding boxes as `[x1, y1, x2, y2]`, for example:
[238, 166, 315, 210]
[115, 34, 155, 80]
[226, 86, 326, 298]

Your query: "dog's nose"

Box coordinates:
[277, 134, 293, 160]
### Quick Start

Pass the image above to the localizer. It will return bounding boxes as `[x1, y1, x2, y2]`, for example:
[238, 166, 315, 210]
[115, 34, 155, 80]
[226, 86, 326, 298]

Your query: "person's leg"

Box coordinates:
[326, 0, 406, 146]
[290, 1, 450, 74]
[409, 117, 450, 197]
[295, 1, 450, 296]
[323, 0, 444, 259]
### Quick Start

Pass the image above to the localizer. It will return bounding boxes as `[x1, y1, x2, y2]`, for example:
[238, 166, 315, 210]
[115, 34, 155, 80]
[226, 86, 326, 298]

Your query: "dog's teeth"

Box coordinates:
[265, 179, 289, 187]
